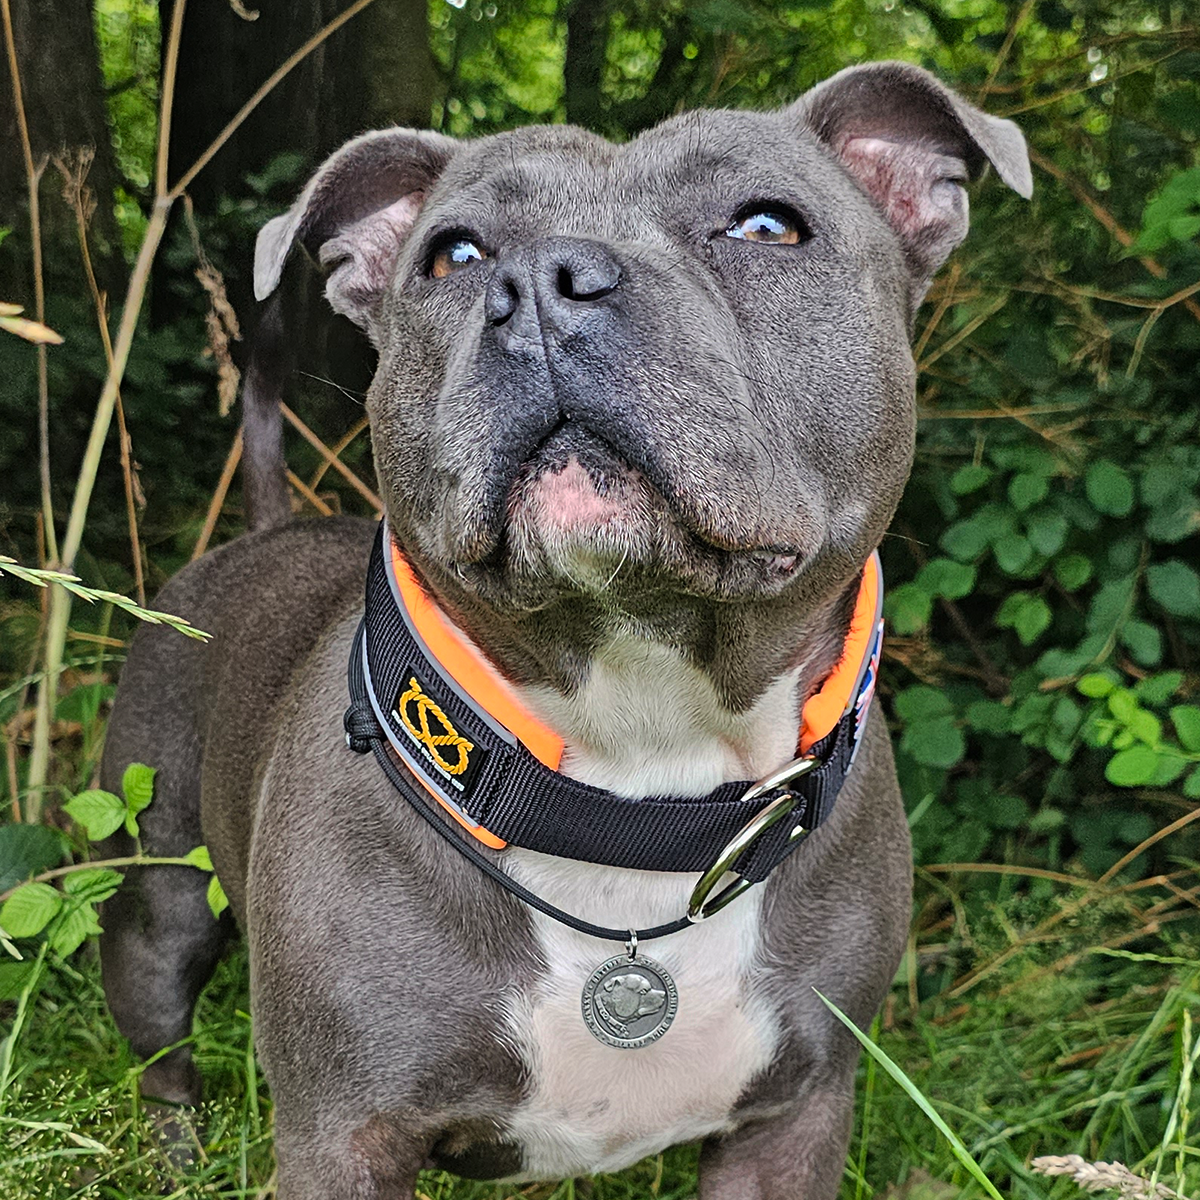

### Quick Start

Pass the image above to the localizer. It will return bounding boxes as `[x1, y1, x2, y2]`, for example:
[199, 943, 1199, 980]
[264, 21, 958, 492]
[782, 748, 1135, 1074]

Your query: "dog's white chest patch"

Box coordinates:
[492, 632, 797, 1179]
[500, 854, 779, 1180]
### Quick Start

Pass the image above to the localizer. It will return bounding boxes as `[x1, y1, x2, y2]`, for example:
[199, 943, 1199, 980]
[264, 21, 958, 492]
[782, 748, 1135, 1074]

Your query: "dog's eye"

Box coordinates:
[430, 238, 489, 278]
[725, 210, 805, 245]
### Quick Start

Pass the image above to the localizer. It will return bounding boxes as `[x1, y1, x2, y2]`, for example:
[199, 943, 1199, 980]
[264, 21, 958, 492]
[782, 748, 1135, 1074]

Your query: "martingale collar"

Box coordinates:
[345, 522, 883, 909]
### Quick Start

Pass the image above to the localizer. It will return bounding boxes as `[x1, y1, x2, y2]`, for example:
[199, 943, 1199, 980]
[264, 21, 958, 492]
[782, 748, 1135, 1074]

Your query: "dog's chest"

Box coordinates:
[499, 852, 779, 1180]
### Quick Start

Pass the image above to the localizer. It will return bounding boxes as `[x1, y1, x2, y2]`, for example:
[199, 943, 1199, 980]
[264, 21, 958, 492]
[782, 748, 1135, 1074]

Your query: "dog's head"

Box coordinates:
[256, 63, 1029, 698]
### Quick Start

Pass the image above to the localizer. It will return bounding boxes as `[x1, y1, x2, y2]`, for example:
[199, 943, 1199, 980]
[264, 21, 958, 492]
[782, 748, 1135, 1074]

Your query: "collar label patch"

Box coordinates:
[393, 670, 489, 795]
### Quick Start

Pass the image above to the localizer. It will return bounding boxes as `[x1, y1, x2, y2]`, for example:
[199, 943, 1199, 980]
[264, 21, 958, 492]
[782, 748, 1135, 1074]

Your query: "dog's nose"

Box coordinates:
[485, 238, 621, 334]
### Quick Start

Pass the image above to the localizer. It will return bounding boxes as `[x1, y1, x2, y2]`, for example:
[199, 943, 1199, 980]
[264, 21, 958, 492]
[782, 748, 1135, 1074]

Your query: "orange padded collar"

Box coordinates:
[389, 537, 882, 768]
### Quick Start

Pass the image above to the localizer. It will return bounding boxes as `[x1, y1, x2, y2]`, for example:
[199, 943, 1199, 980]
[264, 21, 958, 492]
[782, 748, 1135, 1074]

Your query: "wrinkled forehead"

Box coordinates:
[422, 111, 853, 240]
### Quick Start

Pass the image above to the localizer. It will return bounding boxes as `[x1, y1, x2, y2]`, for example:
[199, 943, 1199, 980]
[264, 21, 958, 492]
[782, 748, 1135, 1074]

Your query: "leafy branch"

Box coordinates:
[0, 765, 228, 964]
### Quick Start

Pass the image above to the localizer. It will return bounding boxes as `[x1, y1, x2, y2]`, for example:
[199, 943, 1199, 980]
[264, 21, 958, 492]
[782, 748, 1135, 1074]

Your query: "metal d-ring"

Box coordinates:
[686, 755, 819, 923]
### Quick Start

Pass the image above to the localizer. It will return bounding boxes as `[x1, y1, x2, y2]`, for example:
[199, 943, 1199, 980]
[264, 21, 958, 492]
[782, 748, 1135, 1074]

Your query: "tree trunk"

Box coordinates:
[563, 0, 609, 133]
[0, 0, 122, 302]
[155, 0, 436, 502]
[161, 0, 434, 212]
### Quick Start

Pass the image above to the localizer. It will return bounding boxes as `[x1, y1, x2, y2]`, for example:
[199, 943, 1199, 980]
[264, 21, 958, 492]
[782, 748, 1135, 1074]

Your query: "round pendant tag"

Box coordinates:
[581, 954, 678, 1049]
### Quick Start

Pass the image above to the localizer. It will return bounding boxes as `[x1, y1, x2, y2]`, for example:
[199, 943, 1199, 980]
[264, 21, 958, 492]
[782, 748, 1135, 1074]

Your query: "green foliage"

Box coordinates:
[1131, 167, 1200, 254]
[0, 766, 223, 961]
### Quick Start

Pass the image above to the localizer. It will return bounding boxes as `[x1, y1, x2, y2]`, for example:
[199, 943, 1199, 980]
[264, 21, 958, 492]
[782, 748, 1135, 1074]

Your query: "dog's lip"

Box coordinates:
[498, 422, 808, 562]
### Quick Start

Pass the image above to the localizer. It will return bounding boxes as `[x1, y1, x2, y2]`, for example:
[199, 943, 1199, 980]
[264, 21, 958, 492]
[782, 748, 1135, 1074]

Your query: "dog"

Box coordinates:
[99, 61, 1030, 1199]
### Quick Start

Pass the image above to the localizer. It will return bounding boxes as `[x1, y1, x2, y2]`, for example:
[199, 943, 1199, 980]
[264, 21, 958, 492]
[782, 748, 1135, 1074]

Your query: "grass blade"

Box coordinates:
[814, 989, 1012, 1200]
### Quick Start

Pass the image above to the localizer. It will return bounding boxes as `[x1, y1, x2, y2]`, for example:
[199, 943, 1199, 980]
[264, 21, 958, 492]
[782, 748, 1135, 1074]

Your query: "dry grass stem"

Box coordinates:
[25, 0, 381, 813]
[308, 414, 370, 492]
[287, 470, 335, 516]
[0, 303, 62, 344]
[57, 150, 147, 606]
[1032, 1155, 1186, 1198]
[280, 403, 382, 511]
[184, 197, 243, 415]
[1029, 148, 1200, 327]
[1, 0, 58, 567]
[168, 0, 379, 199]
[193, 430, 244, 561]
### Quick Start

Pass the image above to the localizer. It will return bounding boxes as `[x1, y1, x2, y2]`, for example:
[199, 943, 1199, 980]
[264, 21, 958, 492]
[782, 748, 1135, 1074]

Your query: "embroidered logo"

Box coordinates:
[397, 676, 475, 776]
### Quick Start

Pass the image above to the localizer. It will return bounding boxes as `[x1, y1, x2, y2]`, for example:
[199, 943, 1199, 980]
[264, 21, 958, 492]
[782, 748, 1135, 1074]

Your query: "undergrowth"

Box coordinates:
[2, 836, 1198, 1199]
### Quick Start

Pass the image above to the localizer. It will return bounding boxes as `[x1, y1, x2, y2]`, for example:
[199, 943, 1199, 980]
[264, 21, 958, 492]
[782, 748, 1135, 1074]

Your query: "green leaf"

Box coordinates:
[993, 533, 1033, 575]
[1029, 807, 1065, 835]
[63, 789, 126, 841]
[1120, 620, 1162, 667]
[1135, 671, 1183, 706]
[996, 591, 1051, 644]
[884, 583, 932, 636]
[1185, 768, 1200, 800]
[1146, 501, 1196, 544]
[206, 874, 229, 920]
[1086, 460, 1135, 517]
[1078, 672, 1118, 698]
[1105, 745, 1160, 787]
[1008, 472, 1049, 511]
[1146, 560, 1200, 617]
[0, 883, 63, 938]
[183, 845, 213, 871]
[894, 686, 953, 722]
[1025, 510, 1068, 557]
[1015, 596, 1051, 645]
[61, 868, 122, 906]
[814, 991, 1005, 1200]
[0, 825, 67, 893]
[0, 961, 36, 1001]
[1170, 706, 1200, 753]
[1127, 708, 1162, 746]
[949, 463, 992, 495]
[1054, 553, 1093, 592]
[1107, 688, 1141, 724]
[965, 699, 1010, 734]
[1087, 576, 1136, 634]
[120, 763, 156, 838]
[915, 558, 975, 601]
[990, 794, 1030, 829]
[903, 717, 965, 769]
[1151, 754, 1189, 787]
[1131, 167, 1200, 252]
[941, 520, 989, 562]
[48, 902, 102, 957]
[121, 762, 156, 816]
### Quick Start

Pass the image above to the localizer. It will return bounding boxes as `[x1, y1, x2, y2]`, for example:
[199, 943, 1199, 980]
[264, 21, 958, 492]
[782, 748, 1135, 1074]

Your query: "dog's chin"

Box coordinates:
[442, 451, 807, 610]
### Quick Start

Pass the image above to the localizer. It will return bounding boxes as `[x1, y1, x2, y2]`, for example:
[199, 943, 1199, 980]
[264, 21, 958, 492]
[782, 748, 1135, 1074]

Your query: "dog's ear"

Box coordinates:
[253, 128, 457, 330]
[791, 61, 1031, 284]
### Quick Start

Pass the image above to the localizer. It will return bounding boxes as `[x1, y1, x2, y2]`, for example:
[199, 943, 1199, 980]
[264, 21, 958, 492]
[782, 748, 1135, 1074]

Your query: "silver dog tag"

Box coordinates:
[581, 954, 678, 1049]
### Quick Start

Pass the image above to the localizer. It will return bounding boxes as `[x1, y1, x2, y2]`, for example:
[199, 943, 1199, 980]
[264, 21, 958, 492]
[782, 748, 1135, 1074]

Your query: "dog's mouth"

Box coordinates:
[458, 421, 806, 603]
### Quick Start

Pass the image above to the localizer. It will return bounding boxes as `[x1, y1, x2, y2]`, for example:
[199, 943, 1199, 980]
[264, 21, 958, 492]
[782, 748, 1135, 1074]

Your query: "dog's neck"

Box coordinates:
[424, 596, 853, 802]
[519, 633, 807, 799]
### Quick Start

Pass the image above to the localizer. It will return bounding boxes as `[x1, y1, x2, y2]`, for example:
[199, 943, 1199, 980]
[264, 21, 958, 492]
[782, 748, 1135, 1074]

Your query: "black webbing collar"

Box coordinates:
[344, 523, 883, 943]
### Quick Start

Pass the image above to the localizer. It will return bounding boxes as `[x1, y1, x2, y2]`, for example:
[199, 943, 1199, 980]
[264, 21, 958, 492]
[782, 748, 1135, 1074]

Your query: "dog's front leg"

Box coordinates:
[274, 1117, 432, 1200]
[698, 1077, 856, 1200]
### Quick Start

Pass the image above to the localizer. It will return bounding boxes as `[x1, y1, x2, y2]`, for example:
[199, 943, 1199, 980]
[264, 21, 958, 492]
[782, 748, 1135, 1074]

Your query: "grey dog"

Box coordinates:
[99, 61, 1029, 1199]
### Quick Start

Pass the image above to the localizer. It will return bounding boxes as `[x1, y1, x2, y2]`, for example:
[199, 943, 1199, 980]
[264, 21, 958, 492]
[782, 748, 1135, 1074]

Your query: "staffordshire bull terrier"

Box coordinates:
[99, 60, 1030, 1199]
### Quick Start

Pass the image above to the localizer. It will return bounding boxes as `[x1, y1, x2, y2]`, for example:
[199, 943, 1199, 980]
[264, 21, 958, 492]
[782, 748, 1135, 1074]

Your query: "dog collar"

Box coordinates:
[345, 523, 883, 924]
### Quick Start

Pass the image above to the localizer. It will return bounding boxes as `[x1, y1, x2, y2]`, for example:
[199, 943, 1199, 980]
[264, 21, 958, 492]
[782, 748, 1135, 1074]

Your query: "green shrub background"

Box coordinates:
[1, 1, 1199, 1196]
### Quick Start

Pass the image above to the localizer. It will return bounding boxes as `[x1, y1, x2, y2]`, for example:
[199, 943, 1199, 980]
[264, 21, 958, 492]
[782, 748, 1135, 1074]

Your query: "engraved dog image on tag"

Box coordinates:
[581, 954, 678, 1049]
